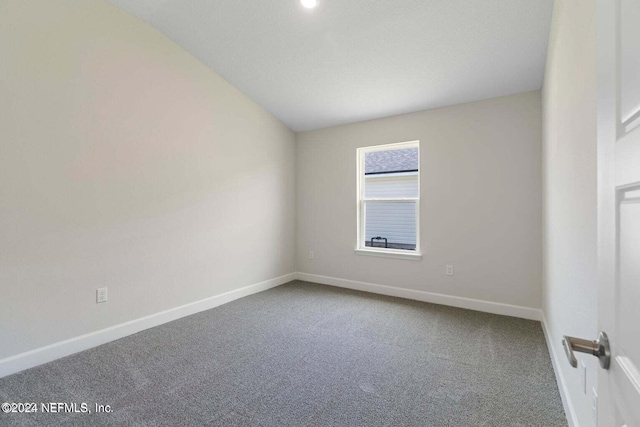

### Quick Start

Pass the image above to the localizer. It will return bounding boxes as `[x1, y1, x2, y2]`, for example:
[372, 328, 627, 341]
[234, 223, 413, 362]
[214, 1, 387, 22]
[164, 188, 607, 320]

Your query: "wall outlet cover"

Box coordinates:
[96, 287, 108, 303]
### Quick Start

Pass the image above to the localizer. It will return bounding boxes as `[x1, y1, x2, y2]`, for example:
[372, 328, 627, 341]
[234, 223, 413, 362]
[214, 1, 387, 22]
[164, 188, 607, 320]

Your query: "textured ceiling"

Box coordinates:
[107, 0, 554, 132]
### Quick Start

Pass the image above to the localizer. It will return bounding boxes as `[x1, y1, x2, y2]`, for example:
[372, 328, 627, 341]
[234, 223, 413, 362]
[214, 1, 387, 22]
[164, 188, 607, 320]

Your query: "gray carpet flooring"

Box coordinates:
[0, 281, 567, 426]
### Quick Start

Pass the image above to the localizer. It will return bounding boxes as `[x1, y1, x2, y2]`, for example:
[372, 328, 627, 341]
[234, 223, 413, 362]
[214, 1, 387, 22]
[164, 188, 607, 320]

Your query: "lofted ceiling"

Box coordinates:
[107, 0, 554, 132]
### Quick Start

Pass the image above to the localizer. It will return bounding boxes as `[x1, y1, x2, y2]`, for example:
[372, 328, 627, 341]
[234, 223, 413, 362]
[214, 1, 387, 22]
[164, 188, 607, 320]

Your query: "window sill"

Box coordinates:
[354, 248, 423, 261]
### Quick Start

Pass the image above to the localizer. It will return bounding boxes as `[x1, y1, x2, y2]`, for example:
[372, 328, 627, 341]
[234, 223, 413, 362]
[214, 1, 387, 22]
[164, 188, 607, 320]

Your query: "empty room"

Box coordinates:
[1, 0, 638, 426]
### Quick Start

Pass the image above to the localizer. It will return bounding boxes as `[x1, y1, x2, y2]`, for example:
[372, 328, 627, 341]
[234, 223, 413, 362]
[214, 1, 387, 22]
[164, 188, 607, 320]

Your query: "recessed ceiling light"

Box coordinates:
[301, 0, 318, 9]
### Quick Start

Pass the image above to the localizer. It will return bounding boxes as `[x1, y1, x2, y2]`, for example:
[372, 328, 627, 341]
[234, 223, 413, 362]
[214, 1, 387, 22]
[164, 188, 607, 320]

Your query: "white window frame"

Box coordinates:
[355, 140, 422, 260]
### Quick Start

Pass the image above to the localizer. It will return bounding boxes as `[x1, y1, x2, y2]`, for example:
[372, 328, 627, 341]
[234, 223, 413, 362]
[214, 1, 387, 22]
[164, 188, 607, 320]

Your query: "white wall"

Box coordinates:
[296, 91, 542, 309]
[0, 0, 296, 359]
[541, 0, 597, 425]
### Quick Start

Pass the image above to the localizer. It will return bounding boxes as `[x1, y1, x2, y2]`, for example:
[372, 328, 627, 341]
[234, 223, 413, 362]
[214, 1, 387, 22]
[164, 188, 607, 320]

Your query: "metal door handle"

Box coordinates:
[562, 331, 610, 369]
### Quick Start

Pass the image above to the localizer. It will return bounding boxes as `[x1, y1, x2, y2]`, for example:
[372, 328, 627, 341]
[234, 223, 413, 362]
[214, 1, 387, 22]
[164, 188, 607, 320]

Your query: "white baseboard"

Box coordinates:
[540, 311, 579, 427]
[0, 273, 296, 379]
[296, 272, 541, 321]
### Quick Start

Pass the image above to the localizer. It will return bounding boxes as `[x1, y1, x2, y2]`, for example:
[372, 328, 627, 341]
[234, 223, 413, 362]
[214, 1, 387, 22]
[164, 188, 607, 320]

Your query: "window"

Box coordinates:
[356, 141, 421, 260]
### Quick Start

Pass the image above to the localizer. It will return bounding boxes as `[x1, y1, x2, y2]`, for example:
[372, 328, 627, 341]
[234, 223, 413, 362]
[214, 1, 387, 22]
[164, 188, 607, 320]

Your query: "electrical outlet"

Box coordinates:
[591, 387, 598, 422]
[446, 265, 454, 276]
[96, 287, 108, 303]
[309, 250, 314, 260]
[581, 361, 587, 394]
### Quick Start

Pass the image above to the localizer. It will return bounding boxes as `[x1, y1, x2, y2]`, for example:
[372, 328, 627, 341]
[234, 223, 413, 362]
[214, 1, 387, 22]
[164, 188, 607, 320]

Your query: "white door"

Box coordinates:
[596, 0, 640, 425]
